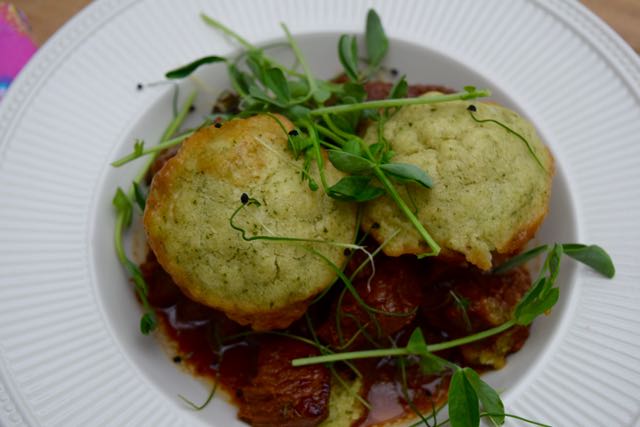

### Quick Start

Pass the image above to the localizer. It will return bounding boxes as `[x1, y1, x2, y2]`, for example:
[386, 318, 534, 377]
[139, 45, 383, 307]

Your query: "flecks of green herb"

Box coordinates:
[466, 104, 545, 171]
[165, 55, 226, 79]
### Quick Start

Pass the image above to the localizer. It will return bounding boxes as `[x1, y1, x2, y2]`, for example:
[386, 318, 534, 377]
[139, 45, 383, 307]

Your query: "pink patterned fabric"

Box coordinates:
[0, 3, 37, 101]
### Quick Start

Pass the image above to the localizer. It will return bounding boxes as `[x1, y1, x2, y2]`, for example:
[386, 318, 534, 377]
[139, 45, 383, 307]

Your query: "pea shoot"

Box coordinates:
[112, 90, 196, 334]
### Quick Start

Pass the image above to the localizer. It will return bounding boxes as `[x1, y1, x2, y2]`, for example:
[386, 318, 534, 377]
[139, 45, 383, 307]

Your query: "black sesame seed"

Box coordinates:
[288, 129, 299, 137]
[467, 104, 477, 112]
[188, 105, 195, 113]
[214, 122, 222, 128]
[136, 83, 143, 91]
[172, 356, 182, 363]
[390, 68, 399, 77]
[241, 193, 249, 204]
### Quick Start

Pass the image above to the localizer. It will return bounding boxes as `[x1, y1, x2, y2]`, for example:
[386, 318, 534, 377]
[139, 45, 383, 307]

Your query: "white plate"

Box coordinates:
[1, 0, 639, 426]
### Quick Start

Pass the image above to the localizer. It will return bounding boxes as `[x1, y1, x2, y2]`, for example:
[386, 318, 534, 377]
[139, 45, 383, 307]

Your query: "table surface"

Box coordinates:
[10, 0, 640, 53]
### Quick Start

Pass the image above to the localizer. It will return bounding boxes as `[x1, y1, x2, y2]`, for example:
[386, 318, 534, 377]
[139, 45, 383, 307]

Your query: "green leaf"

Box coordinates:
[133, 182, 147, 211]
[140, 312, 157, 335]
[516, 287, 559, 325]
[248, 85, 286, 107]
[365, 9, 388, 69]
[246, 53, 267, 83]
[493, 244, 549, 274]
[380, 163, 433, 188]
[133, 139, 145, 157]
[328, 150, 374, 174]
[513, 277, 545, 321]
[338, 34, 359, 81]
[419, 354, 447, 375]
[342, 82, 367, 102]
[287, 105, 311, 121]
[545, 244, 563, 291]
[463, 368, 505, 426]
[369, 142, 385, 159]
[264, 67, 290, 103]
[342, 139, 363, 156]
[389, 75, 408, 99]
[313, 88, 332, 103]
[448, 369, 480, 427]
[288, 79, 309, 98]
[113, 187, 133, 227]
[288, 134, 312, 158]
[381, 150, 395, 164]
[313, 80, 335, 103]
[327, 176, 384, 202]
[331, 114, 357, 134]
[165, 55, 226, 79]
[406, 328, 429, 355]
[562, 244, 615, 278]
[228, 64, 253, 95]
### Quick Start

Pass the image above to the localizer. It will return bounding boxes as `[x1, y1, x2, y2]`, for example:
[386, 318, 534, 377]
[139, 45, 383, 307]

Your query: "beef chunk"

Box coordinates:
[422, 265, 531, 368]
[318, 254, 423, 349]
[238, 338, 330, 427]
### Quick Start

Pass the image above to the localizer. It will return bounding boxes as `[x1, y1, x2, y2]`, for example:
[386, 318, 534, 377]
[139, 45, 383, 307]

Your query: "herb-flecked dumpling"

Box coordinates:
[144, 114, 357, 330]
[361, 97, 554, 270]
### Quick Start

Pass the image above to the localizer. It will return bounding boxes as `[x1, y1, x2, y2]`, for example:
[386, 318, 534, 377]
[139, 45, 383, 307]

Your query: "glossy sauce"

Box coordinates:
[141, 249, 530, 426]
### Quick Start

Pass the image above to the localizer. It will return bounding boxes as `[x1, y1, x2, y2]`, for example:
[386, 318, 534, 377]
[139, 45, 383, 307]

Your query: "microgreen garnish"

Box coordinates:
[338, 35, 360, 82]
[228, 195, 361, 250]
[493, 243, 615, 278]
[165, 55, 227, 79]
[112, 91, 196, 334]
[293, 242, 614, 366]
[112, 8, 616, 427]
[364, 9, 388, 76]
[291, 242, 613, 426]
[311, 89, 490, 116]
[179, 377, 219, 410]
[467, 104, 546, 171]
